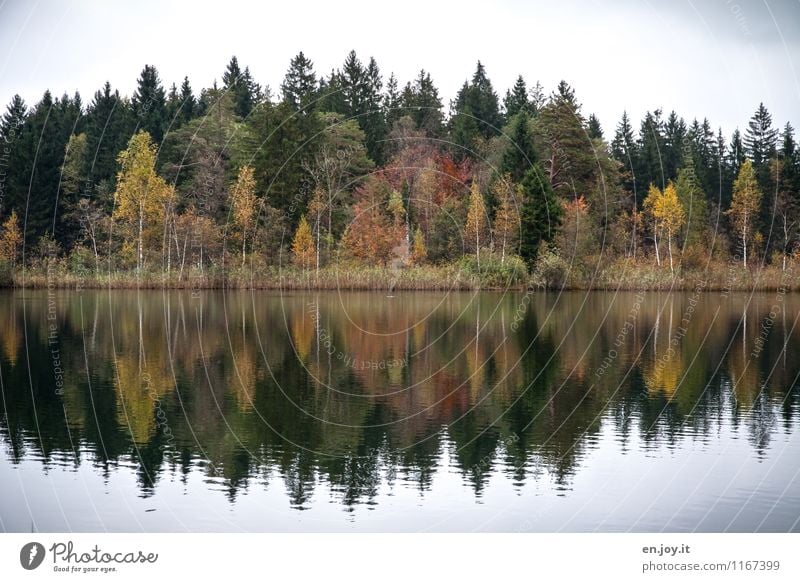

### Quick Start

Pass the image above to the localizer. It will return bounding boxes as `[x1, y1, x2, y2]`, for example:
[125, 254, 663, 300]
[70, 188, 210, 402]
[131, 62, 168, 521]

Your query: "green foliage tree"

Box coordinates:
[281, 52, 318, 113]
[519, 165, 560, 263]
[131, 65, 167, 142]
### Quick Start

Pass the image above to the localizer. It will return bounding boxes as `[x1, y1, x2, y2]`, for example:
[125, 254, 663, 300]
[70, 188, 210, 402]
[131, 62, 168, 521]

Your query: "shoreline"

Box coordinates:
[3, 262, 799, 292]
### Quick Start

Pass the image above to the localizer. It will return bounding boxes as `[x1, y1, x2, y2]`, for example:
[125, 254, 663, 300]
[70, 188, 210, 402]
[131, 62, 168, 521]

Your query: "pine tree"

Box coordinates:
[611, 111, 638, 199]
[774, 122, 799, 270]
[518, 165, 560, 263]
[587, 114, 603, 140]
[0, 94, 26, 142]
[383, 73, 403, 129]
[131, 65, 167, 142]
[84, 82, 134, 198]
[674, 151, 707, 245]
[281, 52, 318, 112]
[5, 91, 82, 245]
[663, 111, 686, 182]
[401, 70, 444, 135]
[179, 77, 196, 123]
[637, 110, 665, 191]
[223, 56, 261, 118]
[503, 75, 530, 119]
[744, 102, 779, 168]
[535, 82, 594, 197]
[362, 56, 387, 164]
[500, 111, 537, 182]
[449, 61, 502, 155]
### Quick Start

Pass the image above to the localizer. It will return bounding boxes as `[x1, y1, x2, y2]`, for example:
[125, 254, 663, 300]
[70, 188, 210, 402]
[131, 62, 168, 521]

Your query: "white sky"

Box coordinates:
[0, 0, 798, 137]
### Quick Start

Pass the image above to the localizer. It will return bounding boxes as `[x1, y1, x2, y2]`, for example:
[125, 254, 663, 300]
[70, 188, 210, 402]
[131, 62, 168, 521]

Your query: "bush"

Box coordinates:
[0, 260, 13, 287]
[531, 246, 570, 288]
[458, 249, 528, 287]
[69, 246, 97, 276]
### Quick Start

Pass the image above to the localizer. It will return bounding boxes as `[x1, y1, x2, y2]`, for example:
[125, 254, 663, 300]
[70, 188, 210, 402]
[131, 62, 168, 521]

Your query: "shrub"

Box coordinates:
[458, 249, 528, 287]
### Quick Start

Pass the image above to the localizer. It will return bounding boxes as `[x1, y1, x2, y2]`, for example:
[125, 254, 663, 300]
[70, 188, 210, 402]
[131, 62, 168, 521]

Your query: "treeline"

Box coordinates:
[0, 52, 798, 287]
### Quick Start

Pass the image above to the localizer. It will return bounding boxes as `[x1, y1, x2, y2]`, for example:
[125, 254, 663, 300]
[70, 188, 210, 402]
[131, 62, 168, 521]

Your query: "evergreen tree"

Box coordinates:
[5, 91, 83, 245]
[449, 61, 502, 155]
[281, 52, 318, 113]
[774, 122, 799, 269]
[674, 151, 707, 245]
[503, 75, 531, 119]
[518, 164, 560, 263]
[318, 69, 347, 114]
[729, 129, 746, 175]
[534, 82, 594, 197]
[500, 111, 537, 183]
[401, 69, 444, 135]
[362, 56, 387, 164]
[637, 109, 665, 191]
[179, 77, 196, 123]
[84, 82, 134, 205]
[744, 102, 779, 168]
[663, 111, 686, 182]
[384, 73, 402, 128]
[587, 114, 603, 140]
[0, 94, 26, 143]
[131, 65, 167, 143]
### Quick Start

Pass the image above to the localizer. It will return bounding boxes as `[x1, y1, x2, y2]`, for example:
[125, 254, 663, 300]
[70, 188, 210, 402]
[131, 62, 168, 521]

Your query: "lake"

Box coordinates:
[1, 289, 799, 532]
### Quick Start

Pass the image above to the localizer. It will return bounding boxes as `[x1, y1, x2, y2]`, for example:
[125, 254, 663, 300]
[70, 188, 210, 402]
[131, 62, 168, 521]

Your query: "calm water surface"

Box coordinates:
[1, 289, 799, 532]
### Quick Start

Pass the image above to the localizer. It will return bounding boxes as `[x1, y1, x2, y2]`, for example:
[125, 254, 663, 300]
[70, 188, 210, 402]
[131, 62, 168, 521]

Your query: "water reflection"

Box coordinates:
[1, 290, 798, 531]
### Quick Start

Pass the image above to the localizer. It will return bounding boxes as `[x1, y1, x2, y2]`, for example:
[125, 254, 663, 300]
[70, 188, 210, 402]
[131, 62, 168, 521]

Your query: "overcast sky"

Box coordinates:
[0, 0, 798, 137]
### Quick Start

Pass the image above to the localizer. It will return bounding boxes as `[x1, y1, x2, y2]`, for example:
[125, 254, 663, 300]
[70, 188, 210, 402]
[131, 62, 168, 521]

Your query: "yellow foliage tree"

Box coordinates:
[0, 210, 22, 269]
[411, 225, 427, 265]
[464, 181, 489, 262]
[307, 186, 326, 273]
[726, 159, 762, 269]
[644, 183, 685, 272]
[292, 215, 315, 270]
[492, 176, 519, 264]
[230, 165, 258, 268]
[113, 131, 175, 272]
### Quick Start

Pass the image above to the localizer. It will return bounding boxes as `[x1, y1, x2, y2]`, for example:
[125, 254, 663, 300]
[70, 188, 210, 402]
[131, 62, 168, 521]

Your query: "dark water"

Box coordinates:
[1, 289, 799, 532]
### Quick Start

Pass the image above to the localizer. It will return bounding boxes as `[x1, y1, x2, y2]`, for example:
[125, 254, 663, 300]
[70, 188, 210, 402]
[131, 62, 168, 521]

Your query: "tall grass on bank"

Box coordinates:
[3, 254, 800, 292]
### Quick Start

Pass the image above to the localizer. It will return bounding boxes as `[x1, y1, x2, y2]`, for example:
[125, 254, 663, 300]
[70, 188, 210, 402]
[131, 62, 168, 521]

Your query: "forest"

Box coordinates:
[0, 51, 798, 289]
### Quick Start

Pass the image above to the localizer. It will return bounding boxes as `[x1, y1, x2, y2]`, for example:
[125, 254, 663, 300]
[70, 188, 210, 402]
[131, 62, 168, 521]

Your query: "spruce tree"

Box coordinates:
[519, 164, 560, 263]
[449, 61, 502, 155]
[281, 52, 318, 112]
[179, 77, 196, 123]
[131, 64, 167, 143]
[501, 111, 537, 183]
[84, 82, 134, 203]
[744, 102, 779, 168]
[401, 70, 444, 135]
[587, 114, 603, 140]
[503, 75, 530, 119]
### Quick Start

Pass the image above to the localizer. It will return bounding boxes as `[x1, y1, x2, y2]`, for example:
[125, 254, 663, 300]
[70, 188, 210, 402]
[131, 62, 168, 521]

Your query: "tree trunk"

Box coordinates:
[667, 232, 673, 273]
[653, 225, 660, 267]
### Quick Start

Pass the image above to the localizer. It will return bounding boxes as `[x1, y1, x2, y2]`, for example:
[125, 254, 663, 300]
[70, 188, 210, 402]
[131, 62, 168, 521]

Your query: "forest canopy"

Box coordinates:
[0, 52, 798, 289]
